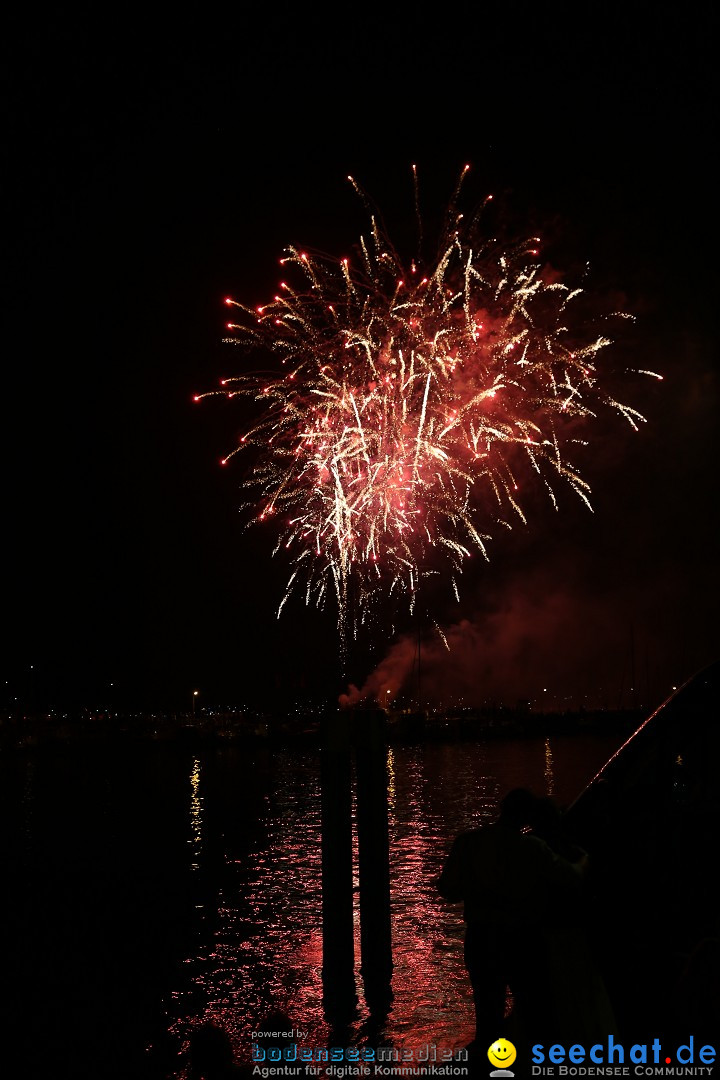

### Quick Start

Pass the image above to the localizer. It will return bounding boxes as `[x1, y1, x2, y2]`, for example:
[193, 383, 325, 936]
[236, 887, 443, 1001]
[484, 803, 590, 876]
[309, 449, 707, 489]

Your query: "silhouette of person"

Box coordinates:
[530, 795, 588, 866]
[528, 795, 618, 1042]
[188, 1023, 246, 1079]
[438, 788, 585, 1049]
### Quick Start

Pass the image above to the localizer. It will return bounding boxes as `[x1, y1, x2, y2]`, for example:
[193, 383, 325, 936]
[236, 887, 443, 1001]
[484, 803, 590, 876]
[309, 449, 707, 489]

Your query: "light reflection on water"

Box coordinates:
[189, 758, 203, 873]
[168, 733, 621, 1071]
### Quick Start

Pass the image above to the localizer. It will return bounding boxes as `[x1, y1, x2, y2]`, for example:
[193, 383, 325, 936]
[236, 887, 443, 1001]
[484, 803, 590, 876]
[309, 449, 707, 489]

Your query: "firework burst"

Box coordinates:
[196, 168, 659, 647]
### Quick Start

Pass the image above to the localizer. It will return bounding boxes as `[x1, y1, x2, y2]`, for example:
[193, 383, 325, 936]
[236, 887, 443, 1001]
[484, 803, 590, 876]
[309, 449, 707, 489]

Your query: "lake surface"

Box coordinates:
[0, 730, 623, 1078]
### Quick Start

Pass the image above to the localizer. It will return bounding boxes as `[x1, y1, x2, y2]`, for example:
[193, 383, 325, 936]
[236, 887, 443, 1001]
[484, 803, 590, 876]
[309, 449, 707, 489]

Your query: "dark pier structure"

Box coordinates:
[567, 661, 720, 1040]
[320, 708, 393, 1025]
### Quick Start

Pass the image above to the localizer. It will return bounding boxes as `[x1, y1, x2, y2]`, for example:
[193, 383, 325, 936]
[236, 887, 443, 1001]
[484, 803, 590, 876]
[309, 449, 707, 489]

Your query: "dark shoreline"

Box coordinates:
[0, 705, 644, 753]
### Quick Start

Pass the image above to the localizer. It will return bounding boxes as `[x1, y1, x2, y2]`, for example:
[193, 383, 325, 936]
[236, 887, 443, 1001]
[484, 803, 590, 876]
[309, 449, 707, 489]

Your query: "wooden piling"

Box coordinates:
[354, 708, 393, 1013]
[320, 711, 357, 1020]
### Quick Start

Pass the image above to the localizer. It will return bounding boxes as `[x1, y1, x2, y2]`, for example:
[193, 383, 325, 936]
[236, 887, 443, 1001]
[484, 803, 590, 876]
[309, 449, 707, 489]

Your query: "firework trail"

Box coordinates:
[196, 169, 659, 649]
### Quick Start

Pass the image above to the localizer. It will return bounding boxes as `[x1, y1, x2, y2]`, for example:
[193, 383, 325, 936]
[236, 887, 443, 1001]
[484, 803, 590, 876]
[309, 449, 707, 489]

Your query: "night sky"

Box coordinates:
[4, 10, 717, 712]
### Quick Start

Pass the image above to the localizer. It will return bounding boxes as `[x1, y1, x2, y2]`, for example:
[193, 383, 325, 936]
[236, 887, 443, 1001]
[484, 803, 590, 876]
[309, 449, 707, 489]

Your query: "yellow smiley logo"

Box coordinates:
[488, 1038, 517, 1069]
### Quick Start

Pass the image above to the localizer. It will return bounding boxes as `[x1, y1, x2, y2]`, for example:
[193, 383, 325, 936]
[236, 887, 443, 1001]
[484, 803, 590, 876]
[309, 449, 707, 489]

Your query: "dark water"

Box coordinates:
[0, 731, 622, 1078]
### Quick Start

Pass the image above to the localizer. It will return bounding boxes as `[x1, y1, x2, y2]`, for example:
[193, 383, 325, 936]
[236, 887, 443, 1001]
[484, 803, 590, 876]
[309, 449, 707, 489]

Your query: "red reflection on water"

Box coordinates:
[168, 736, 619, 1075]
